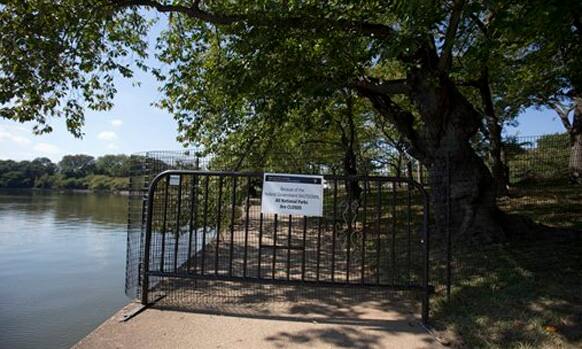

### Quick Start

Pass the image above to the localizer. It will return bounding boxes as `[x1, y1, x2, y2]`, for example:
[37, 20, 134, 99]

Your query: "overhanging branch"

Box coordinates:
[439, 0, 465, 71]
[352, 78, 410, 96]
[355, 84, 427, 162]
[112, 0, 395, 39]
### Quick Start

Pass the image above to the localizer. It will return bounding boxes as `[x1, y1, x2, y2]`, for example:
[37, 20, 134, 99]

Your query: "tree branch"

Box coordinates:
[550, 101, 574, 131]
[455, 79, 481, 88]
[111, 0, 395, 39]
[355, 85, 427, 161]
[439, 0, 466, 71]
[468, 13, 488, 36]
[113, 0, 238, 24]
[352, 78, 410, 96]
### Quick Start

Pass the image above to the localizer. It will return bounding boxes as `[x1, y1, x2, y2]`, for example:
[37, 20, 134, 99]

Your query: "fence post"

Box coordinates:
[141, 172, 165, 305]
[446, 153, 452, 303]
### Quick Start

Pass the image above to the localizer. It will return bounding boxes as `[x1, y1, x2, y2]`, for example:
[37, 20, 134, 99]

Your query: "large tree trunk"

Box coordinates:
[359, 45, 580, 242]
[569, 95, 582, 183]
[414, 68, 512, 242]
[361, 67, 522, 243]
[428, 130, 507, 244]
[478, 69, 509, 196]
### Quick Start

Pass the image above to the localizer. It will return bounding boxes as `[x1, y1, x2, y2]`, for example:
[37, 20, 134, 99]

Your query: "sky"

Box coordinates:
[0, 68, 182, 162]
[0, 12, 568, 162]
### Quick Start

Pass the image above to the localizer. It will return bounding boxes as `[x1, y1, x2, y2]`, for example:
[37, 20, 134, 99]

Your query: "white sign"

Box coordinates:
[169, 175, 181, 186]
[261, 173, 324, 217]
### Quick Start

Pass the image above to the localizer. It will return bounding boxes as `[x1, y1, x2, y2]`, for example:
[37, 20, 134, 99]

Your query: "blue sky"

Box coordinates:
[0, 12, 567, 162]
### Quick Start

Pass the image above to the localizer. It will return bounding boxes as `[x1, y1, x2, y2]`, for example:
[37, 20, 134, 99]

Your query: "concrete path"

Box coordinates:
[74, 301, 440, 349]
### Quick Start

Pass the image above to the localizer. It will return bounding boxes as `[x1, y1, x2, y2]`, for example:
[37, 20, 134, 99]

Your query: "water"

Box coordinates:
[0, 191, 129, 349]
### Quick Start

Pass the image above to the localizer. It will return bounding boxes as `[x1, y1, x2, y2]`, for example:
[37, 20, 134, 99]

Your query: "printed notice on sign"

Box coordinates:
[261, 173, 324, 217]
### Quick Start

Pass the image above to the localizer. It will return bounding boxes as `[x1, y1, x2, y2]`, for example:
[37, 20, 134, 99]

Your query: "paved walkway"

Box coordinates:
[74, 301, 441, 349]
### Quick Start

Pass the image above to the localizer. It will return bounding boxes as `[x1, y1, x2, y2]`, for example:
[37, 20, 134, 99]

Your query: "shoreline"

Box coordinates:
[0, 187, 130, 196]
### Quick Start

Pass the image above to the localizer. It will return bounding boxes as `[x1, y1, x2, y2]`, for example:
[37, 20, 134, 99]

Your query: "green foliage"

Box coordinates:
[57, 176, 89, 190]
[0, 154, 132, 191]
[1, 0, 580, 188]
[86, 175, 129, 191]
[0, 170, 32, 188]
[0, 157, 55, 188]
[95, 154, 130, 177]
[58, 154, 96, 178]
[489, 0, 582, 113]
[0, 0, 150, 136]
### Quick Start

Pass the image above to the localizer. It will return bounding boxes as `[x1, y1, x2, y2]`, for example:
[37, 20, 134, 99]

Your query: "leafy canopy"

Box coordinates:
[1, 0, 580, 147]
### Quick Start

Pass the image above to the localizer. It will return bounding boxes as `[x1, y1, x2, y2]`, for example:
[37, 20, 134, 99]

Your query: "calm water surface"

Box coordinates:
[0, 191, 129, 349]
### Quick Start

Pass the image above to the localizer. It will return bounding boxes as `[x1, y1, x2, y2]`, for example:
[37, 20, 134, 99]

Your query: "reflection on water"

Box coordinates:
[0, 191, 129, 349]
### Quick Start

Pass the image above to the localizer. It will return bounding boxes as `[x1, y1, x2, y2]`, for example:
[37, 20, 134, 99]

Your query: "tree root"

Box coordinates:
[498, 210, 581, 241]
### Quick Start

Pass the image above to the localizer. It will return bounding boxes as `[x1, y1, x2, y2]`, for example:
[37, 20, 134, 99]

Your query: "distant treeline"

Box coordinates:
[0, 154, 131, 191]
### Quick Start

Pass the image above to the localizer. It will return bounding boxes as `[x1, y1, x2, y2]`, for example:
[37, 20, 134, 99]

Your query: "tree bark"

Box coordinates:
[340, 92, 362, 199]
[569, 95, 582, 183]
[478, 69, 510, 196]
[428, 130, 507, 243]
[359, 63, 527, 243]
[553, 95, 582, 184]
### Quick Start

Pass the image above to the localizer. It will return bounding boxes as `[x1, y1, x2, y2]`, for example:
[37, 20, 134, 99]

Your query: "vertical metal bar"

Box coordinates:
[141, 174, 165, 305]
[446, 154, 452, 302]
[301, 216, 307, 281]
[229, 177, 237, 276]
[346, 183, 352, 283]
[258, 212, 264, 278]
[422, 191, 431, 325]
[243, 177, 251, 277]
[188, 174, 199, 273]
[331, 179, 338, 282]
[201, 176, 209, 275]
[272, 214, 278, 279]
[391, 180, 397, 285]
[160, 176, 170, 272]
[316, 217, 322, 282]
[361, 179, 368, 284]
[286, 215, 292, 280]
[215, 177, 223, 275]
[173, 175, 183, 272]
[407, 180, 412, 284]
[193, 157, 201, 274]
[376, 180, 382, 285]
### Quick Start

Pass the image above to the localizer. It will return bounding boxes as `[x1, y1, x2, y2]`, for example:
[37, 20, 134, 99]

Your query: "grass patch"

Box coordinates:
[421, 179, 582, 348]
[499, 179, 582, 230]
[431, 240, 582, 348]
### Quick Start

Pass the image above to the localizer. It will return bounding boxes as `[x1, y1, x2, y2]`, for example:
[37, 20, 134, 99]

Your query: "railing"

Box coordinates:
[140, 170, 432, 323]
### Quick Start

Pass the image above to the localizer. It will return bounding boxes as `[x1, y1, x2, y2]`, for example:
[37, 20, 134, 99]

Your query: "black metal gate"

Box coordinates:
[140, 170, 431, 323]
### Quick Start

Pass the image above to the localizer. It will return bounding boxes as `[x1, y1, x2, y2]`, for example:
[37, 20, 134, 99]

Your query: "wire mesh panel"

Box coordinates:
[125, 151, 211, 298]
[140, 170, 431, 322]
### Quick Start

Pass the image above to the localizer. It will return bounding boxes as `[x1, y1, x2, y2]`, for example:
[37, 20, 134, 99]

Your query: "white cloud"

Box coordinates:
[97, 131, 118, 141]
[0, 126, 32, 145]
[107, 143, 119, 150]
[33, 142, 61, 155]
[111, 119, 123, 128]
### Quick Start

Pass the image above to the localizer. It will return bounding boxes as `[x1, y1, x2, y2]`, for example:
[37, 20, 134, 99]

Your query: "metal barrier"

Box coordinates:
[140, 170, 432, 323]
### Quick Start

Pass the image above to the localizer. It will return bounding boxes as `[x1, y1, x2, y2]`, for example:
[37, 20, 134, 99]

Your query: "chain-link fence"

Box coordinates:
[429, 133, 582, 310]
[126, 133, 581, 323]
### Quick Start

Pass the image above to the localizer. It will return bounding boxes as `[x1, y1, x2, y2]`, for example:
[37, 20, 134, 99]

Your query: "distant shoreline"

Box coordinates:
[0, 188, 130, 196]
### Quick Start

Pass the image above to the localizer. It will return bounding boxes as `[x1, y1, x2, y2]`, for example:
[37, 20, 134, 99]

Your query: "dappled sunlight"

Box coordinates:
[431, 240, 582, 348]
